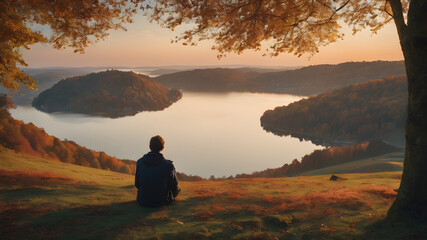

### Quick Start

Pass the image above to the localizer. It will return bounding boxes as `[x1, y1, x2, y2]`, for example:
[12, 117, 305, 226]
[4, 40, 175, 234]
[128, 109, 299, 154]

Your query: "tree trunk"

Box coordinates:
[386, 1, 427, 221]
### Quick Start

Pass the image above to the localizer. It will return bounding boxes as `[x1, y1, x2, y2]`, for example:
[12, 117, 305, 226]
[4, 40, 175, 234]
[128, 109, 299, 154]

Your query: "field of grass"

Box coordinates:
[301, 151, 404, 177]
[1, 146, 426, 239]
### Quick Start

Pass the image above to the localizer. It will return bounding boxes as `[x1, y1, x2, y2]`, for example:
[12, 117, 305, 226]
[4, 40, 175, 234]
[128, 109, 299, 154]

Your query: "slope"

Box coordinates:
[300, 151, 404, 176]
[1, 147, 419, 240]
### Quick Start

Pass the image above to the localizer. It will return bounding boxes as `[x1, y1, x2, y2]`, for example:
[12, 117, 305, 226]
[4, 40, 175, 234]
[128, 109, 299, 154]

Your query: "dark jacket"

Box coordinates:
[135, 151, 180, 207]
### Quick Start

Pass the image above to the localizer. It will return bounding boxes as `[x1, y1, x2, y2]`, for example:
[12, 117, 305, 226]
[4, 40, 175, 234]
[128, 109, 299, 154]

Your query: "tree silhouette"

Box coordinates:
[146, 0, 426, 223]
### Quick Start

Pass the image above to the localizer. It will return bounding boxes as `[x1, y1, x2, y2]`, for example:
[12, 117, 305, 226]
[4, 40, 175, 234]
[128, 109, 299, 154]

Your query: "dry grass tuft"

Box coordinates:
[222, 204, 243, 215]
[274, 187, 371, 212]
[193, 209, 215, 220]
[262, 195, 284, 204]
[230, 219, 262, 231]
[359, 185, 397, 199]
[304, 206, 336, 220]
[226, 190, 246, 199]
[193, 189, 217, 199]
[210, 203, 226, 212]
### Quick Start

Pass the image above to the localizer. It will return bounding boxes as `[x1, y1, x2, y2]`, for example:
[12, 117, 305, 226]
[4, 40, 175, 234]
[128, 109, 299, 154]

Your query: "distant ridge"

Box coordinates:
[3, 61, 405, 106]
[32, 70, 182, 118]
[154, 61, 405, 95]
[155, 68, 261, 92]
[250, 60, 405, 95]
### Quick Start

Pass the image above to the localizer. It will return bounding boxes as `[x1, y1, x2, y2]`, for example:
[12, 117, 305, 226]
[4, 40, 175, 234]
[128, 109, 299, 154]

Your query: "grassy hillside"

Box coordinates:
[235, 141, 401, 179]
[300, 151, 404, 176]
[2, 146, 425, 239]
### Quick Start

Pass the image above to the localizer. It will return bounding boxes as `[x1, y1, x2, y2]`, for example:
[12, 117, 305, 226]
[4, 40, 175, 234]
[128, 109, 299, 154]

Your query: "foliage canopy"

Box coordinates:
[0, 0, 138, 90]
[147, 0, 408, 57]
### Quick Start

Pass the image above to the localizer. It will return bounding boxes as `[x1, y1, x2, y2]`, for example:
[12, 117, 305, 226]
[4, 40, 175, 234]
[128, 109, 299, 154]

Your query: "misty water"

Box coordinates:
[10, 92, 323, 178]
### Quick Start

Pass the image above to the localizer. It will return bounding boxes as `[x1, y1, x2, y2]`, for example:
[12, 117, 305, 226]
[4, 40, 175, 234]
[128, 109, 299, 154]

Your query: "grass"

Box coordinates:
[1, 146, 425, 239]
[300, 151, 404, 176]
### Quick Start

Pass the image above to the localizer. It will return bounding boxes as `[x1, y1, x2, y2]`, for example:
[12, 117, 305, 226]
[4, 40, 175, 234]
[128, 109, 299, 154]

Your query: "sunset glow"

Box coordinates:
[24, 15, 403, 68]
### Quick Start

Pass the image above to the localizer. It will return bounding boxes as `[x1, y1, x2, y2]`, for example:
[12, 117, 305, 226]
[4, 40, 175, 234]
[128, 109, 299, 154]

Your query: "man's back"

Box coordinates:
[135, 151, 180, 207]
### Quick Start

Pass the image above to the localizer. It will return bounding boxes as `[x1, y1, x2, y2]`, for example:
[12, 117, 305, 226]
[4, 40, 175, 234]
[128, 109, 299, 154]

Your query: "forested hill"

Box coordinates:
[154, 61, 405, 95]
[32, 70, 182, 118]
[261, 75, 407, 144]
[250, 61, 405, 95]
[0, 67, 106, 106]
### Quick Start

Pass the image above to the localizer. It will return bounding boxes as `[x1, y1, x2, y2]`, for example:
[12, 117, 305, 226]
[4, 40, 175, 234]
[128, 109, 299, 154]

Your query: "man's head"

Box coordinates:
[150, 135, 165, 152]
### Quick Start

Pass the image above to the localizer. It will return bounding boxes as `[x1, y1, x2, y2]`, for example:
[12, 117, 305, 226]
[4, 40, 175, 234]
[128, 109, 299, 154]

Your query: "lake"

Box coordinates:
[10, 92, 323, 178]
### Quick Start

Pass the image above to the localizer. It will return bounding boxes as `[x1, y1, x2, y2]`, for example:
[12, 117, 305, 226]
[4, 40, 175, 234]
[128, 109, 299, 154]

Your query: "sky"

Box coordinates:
[23, 14, 404, 68]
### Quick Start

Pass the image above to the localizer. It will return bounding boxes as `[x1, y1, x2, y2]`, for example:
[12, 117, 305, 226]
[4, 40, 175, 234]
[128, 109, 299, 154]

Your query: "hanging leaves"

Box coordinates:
[146, 0, 408, 58]
[0, 0, 144, 90]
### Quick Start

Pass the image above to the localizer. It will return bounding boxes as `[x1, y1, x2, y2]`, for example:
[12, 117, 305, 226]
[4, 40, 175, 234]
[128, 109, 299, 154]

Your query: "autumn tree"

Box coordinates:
[0, 0, 138, 90]
[145, 0, 426, 223]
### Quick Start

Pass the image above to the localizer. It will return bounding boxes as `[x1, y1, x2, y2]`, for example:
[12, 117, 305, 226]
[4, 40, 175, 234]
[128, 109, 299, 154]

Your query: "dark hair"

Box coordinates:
[150, 135, 165, 152]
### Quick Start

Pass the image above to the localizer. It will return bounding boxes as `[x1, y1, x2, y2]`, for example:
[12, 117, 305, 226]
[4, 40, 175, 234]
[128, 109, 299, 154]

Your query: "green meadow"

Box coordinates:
[1, 146, 424, 239]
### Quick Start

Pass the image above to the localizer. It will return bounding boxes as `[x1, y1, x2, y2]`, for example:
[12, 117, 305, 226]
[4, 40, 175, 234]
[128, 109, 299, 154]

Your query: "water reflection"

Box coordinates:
[10, 92, 323, 178]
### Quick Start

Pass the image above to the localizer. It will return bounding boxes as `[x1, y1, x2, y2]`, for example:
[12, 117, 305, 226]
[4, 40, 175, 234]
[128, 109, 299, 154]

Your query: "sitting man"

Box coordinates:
[135, 135, 180, 207]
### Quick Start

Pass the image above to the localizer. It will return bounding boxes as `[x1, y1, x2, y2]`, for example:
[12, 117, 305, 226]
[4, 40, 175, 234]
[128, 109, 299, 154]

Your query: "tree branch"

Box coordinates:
[335, 0, 352, 13]
[388, 0, 407, 38]
[0, 57, 9, 71]
[314, 0, 351, 26]
[384, 2, 394, 18]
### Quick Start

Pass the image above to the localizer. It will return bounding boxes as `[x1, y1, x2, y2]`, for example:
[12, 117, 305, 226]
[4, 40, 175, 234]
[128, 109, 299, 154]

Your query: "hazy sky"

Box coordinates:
[23, 14, 404, 68]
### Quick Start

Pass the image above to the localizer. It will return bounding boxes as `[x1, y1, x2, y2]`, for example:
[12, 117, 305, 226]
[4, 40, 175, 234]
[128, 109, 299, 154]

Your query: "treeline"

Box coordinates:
[235, 140, 399, 178]
[261, 75, 407, 142]
[176, 172, 204, 181]
[0, 106, 136, 175]
[32, 70, 182, 118]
